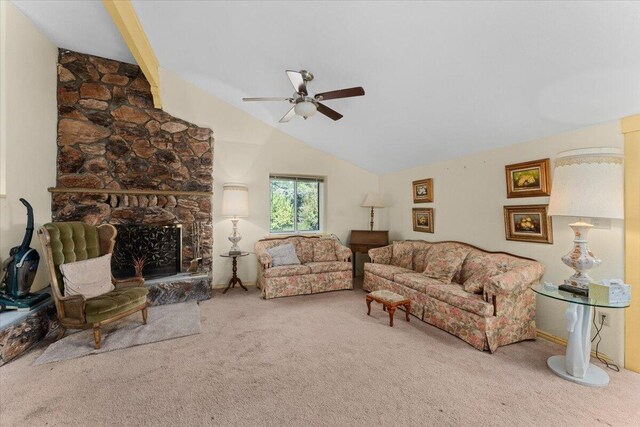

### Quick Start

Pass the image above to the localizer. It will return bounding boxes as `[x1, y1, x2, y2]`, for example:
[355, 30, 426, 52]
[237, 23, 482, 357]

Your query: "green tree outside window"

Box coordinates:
[270, 176, 322, 233]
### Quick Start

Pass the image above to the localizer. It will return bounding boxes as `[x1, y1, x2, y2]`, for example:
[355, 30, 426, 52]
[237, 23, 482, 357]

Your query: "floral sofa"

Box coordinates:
[364, 240, 544, 352]
[255, 236, 353, 299]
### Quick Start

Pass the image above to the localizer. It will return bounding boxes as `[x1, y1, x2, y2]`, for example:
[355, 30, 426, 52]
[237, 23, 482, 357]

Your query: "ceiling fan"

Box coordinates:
[242, 70, 365, 123]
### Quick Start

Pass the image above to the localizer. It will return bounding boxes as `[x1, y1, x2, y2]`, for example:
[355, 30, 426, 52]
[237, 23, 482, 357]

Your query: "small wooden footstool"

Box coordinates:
[366, 290, 411, 327]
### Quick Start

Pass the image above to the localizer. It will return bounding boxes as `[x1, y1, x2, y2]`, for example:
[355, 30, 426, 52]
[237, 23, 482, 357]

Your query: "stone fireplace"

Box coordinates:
[50, 49, 214, 305]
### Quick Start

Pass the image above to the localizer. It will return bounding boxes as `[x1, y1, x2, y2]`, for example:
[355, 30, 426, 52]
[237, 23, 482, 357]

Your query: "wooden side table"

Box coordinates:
[220, 252, 250, 294]
[348, 230, 389, 277]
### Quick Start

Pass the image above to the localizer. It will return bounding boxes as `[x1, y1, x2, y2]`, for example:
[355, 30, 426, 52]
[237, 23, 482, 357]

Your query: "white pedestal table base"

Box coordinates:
[546, 303, 609, 387]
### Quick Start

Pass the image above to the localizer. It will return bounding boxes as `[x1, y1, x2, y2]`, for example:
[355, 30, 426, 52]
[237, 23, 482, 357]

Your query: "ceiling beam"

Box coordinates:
[102, 0, 161, 108]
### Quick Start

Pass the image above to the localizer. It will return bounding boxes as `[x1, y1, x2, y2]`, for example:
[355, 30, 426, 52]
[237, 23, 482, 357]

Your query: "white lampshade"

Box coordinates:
[361, 193, 385, 208]
[548, 148, 624, 219]
[222, 183, 249, 218]
[294, 101, 317, 118]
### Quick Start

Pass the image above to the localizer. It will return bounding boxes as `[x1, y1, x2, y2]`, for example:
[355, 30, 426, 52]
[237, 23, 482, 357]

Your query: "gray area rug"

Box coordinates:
[35, 301, 200, 365]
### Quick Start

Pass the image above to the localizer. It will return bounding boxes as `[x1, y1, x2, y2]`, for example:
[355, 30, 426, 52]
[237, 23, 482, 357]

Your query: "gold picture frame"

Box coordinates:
[412, 178, 433, 203]
[412, 208, 434, 233]
[505, 158, 551, 198]
[503, 204, 553, 244]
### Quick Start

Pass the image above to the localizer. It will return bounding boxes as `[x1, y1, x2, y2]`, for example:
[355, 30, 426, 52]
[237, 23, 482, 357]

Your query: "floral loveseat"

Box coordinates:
[364, 240, 544, 352]
[255, 236, 353, 299]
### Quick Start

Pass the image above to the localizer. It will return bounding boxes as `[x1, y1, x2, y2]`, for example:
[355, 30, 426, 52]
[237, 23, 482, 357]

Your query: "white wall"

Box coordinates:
[159, 68, 379, 287]
[0, 1, 58, 292]
[378, 121, 625, 364]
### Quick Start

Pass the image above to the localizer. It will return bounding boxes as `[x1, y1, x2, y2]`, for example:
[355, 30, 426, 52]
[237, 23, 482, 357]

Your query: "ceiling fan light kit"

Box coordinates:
[243, 69, 364, 123]
[294, 100, 317, 118]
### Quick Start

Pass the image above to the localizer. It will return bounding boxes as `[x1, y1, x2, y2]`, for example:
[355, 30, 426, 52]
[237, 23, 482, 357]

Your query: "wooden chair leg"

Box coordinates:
[142, 306, 148, 325]
[93, 326, 101, 349]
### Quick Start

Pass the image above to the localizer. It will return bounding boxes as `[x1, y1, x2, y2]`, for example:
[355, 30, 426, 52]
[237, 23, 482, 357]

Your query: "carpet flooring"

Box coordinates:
[35, 301, 201, 365]
[1, 284, 639, 426]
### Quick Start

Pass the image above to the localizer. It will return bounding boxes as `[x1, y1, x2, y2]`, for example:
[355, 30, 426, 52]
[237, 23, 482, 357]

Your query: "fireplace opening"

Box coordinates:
[112, 224, 183, 280]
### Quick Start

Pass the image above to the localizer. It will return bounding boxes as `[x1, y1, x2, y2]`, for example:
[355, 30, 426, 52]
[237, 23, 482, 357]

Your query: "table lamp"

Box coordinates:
[547, 148, 624, 289]
[222, 183, 249, 254]
[361, 193, 385, 231]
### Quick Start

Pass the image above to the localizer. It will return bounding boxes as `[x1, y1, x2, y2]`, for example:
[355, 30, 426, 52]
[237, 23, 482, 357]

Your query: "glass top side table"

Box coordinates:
[531, 284, 630, 387]
[220, 252, 250, 294]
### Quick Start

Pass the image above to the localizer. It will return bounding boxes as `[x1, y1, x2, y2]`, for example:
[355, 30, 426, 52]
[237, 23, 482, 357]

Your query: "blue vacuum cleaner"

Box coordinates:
[0, 199, 49, 311]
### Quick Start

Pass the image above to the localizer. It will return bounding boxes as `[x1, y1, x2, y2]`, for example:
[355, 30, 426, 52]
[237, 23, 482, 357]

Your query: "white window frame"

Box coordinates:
[269, 174, 325, 234]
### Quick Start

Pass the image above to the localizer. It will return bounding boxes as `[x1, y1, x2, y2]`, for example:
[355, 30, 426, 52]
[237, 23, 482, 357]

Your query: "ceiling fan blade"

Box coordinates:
[286, 70, 308, 96]
[243, 97, 292, 102]
[279, 106, 296, 123]
[315, 86, 365, 101]
[316, 103, 343, 121]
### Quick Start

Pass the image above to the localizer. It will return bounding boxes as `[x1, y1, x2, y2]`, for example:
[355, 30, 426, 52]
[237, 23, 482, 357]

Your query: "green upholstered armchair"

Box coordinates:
[38, 222, 149, 349]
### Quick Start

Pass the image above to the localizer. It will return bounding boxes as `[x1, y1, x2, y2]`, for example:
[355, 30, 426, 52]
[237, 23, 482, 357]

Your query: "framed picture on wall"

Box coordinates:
[412, 208, 434, 233]
[503, 205, 553, 244]
[412, 178, 433, 203]
[505, 158, 551, 198]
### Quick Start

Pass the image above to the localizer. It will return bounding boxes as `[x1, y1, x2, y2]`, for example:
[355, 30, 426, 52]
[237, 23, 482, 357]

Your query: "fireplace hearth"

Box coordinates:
[112, 224, 182, 280]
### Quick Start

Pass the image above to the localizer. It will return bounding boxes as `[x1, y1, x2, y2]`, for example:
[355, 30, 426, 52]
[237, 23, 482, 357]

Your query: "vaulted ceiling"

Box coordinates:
[12, 1, 640, 174]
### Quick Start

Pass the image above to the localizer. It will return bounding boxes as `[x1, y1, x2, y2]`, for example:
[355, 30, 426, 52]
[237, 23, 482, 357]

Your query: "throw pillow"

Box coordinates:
[298, 239, 315, 264]
[422, 245, 470, 284]
[267, 243, 301, 266]
[411, 242, 432, 273]
[391, 241, 413, 269]
[60, 254, 115, 299]
[463, 267, 502, 294]
[313, 239, 337, 262]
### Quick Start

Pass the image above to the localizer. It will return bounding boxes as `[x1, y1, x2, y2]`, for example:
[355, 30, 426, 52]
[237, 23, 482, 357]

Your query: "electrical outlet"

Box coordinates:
[598, 311, 610, 327]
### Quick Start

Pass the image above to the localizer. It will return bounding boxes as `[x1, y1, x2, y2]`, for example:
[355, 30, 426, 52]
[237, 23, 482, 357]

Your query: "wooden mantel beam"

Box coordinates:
[102, 0, 162, 108]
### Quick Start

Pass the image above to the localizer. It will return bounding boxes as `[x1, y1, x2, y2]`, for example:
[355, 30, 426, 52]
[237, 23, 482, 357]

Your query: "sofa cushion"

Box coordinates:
[85, 287, 148, 324]
[313, 239, 337, 262]
[423, 283, 494, 317]
[459, 250, 488, 284]
[298, 239, 315, 264]
[394, 273, 443, 293]
[391, 241, 413, 269]
[263, 265, 312, 278]
[267, 243, 301, 267]
[459, 250, 520, 284]
[365, 263, 413, 281]
[306, 261, 351, 274]
[423, 244, 470, 283]
[411, 242, 433, 273]
[463, 266, 503, 294]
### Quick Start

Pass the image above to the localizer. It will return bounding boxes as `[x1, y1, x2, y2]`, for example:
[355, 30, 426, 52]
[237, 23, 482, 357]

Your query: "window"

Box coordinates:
[270, 175, 324, 233]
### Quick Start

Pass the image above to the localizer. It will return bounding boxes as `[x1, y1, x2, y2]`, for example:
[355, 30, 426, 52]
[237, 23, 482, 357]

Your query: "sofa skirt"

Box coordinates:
[261, 270, 352, 300]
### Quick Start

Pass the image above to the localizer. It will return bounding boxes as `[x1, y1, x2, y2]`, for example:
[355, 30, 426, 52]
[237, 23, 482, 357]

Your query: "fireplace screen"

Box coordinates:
[112, 224, 182, 279]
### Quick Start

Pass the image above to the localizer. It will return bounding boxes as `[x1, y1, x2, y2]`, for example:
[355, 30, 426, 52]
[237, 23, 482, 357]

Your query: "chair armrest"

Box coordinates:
[368, 245, 392, 264]
[59, 294, 87, 323]
[113, 276, 145, 288]
[335, 243, 352, 262]
[484, 263, 545, 297]
[255, 247, 273, 269]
